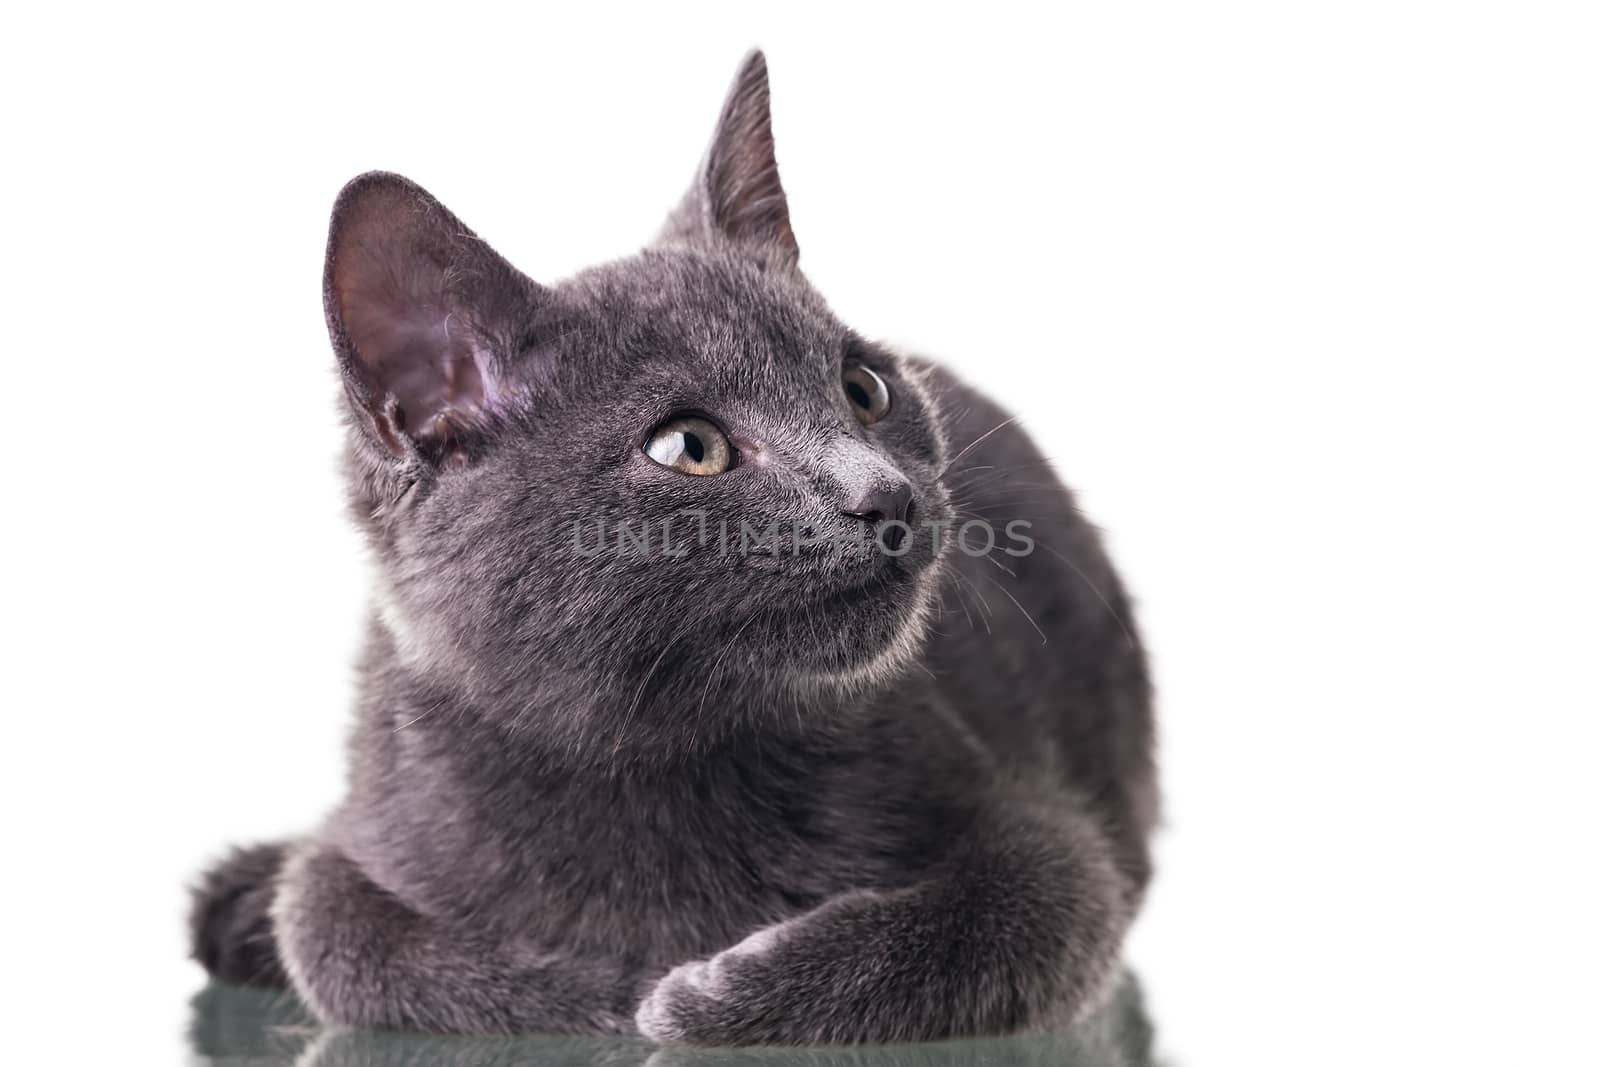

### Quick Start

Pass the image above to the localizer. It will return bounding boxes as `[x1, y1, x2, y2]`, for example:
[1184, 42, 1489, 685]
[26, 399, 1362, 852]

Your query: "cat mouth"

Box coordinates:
[738, 542, 929, 588]
[793, 555, 928, 620]
[726, 509, 948, 619]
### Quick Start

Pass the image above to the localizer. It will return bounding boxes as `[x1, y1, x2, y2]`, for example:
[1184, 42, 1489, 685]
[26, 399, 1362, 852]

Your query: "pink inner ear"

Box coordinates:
[347, 297, 485, 437]
[335, 230, 489, 443]
[701, 51, 797, 265]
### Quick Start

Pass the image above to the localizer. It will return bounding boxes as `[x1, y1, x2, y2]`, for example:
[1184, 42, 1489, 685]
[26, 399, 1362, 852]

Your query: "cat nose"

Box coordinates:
[842, 481, 915, 527]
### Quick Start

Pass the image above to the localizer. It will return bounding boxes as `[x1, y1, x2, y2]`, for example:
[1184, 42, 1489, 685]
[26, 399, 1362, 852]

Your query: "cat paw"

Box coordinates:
[634, 922, 791, 1045]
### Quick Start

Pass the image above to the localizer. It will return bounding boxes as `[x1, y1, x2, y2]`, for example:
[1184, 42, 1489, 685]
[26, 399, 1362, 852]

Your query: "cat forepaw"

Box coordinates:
[633, 960, 714, 1044]
[634, 923, 789, 1045]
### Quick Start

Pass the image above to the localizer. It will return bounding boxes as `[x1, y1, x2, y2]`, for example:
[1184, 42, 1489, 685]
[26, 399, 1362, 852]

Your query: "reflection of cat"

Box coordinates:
[188, 973, 1157, 1067]
[190, 50, 1157, 1046]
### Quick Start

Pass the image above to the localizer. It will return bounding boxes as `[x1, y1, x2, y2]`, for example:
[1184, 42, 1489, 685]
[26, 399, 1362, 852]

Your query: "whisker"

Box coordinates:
[393, 696, 449, 732]
[1031, 539, 1138, 651]
[952, 495, 1137, 652]
[944, 463, 998, 483]
[694, 610, 764, 749]
[946, 578, 977, 633]
[979, 552, 1017, 578]
[978, 571, 1048, 646]
[939, 415, 1024, 477]
[954, 496, 1064, 516]
[949, 568, 994, 633]
[948, 462, 1062, 498]
[612, 621, 695, 762]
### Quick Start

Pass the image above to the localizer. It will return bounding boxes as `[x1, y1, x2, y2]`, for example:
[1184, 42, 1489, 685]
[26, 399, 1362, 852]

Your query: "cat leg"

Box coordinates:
[636, 804, 1132, 1046]
[271, 840, 636, 1034]
[190, 841, 292, 988]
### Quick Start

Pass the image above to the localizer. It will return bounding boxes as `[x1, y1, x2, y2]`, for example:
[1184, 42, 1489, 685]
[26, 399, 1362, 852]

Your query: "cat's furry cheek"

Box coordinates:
[372, 577, 428, 667]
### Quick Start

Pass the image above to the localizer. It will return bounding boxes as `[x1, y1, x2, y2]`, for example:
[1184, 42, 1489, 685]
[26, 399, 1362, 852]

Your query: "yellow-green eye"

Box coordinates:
[644, 416, 734, 475]
[843, 364, 891, 424]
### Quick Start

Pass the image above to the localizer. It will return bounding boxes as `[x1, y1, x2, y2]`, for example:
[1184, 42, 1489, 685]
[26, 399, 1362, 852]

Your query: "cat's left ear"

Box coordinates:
[659, 50, 799, 269]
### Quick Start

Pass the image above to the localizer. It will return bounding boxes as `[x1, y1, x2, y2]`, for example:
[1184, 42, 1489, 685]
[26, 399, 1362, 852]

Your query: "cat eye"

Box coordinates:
[843, 364, 891, 424]
[644, 416, 735, 476]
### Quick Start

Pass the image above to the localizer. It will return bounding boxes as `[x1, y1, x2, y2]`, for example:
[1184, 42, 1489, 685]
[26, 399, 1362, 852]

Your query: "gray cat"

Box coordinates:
[189, 51, 1158, 1047]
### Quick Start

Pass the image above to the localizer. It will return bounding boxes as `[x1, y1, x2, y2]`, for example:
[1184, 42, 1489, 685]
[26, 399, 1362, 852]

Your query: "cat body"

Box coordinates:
[191, 52, 1156, 1046]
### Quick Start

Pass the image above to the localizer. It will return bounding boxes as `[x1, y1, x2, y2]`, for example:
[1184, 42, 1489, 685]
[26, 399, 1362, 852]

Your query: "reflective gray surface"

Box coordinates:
[187, 973, 1157, 1066]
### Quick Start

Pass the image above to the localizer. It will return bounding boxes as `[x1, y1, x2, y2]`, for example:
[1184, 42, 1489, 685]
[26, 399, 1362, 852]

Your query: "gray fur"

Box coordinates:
[190, 50, 1157, 1046]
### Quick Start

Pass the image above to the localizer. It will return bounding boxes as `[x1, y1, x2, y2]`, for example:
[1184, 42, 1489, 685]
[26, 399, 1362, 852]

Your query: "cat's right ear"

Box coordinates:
[658, 50, 799, 270]
[323, 172, 544, 462]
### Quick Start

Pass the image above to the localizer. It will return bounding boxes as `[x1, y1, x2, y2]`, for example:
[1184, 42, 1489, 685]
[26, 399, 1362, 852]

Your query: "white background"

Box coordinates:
[3, 3, 1597, 1064]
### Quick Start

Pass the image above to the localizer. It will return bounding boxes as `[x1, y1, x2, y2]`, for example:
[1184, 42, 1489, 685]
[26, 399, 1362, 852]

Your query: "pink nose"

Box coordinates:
[842, 481, 914, 526]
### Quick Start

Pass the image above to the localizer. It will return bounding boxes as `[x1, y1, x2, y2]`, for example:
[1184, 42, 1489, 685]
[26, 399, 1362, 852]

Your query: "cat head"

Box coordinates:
[324, 52, 956, 763]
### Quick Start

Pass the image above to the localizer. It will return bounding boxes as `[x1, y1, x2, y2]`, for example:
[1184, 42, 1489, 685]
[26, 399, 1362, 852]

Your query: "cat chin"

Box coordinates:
[782, 554, 943, 697]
